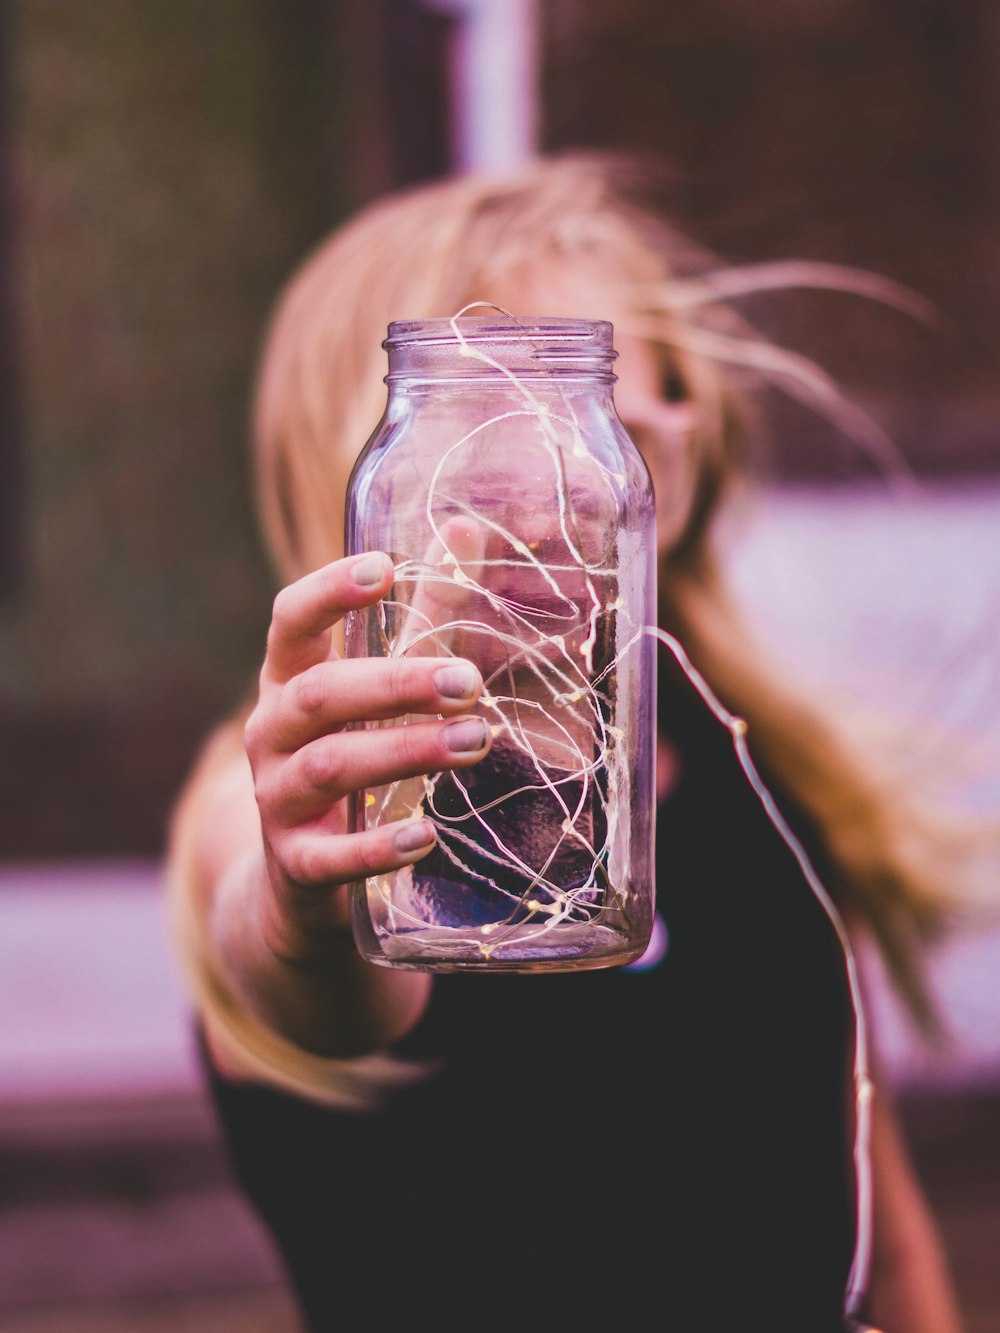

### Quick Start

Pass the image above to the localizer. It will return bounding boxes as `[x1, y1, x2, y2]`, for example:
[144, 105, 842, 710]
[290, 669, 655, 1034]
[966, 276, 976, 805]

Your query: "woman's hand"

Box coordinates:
[243, 549, 492, 969]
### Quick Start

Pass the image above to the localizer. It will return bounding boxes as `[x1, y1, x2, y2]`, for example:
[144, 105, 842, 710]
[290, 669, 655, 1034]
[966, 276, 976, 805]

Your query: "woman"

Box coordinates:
[166, 153, 968, 1331]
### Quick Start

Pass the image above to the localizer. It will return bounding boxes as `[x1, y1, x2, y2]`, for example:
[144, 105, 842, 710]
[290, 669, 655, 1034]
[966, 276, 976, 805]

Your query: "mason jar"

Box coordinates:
[344, 315, 656, 972]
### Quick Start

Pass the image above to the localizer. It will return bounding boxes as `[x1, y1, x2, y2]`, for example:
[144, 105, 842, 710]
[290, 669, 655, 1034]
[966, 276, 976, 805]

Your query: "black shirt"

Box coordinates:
[202, 660, 859, 1332]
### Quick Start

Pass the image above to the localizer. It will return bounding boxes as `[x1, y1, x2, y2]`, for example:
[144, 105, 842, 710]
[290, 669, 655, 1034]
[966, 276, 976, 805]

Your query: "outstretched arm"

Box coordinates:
[185, 550, 492, 1064]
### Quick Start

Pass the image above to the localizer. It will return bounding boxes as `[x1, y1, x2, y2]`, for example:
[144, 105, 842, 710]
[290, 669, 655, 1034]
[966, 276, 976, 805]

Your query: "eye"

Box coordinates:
[663, 370, 687, 403]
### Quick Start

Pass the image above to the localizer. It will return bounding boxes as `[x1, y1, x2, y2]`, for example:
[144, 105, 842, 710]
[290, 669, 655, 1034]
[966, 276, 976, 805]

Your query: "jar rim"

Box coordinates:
[384, 316, 614, 350]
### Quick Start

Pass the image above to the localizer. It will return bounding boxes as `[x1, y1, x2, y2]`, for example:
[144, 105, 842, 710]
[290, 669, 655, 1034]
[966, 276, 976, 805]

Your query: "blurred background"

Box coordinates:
[1, 1, 998, 1329]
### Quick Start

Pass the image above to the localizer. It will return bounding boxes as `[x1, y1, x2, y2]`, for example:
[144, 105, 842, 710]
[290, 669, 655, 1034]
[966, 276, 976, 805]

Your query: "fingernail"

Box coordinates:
[433, 664, 479, 699]
[443, 718, 489, 753]
[351, 553, 389, 586]
[394, 821, 436, 855]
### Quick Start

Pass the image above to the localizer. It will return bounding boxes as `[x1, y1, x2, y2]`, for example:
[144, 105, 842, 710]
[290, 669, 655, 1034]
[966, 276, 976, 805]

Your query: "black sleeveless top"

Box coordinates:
[202, 658, 861, 1332]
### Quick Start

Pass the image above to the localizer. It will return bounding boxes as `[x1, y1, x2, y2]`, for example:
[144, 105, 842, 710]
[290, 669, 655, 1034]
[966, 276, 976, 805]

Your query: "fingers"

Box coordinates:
[277, 817, 438, 891]
[259, 714, 492, 823]
[264, 552, 394, 683]
[260, 655, 484, 753]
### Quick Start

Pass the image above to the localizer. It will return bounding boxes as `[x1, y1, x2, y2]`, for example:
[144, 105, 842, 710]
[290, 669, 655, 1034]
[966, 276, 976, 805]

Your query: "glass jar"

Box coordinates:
[344, 315, 657, 971]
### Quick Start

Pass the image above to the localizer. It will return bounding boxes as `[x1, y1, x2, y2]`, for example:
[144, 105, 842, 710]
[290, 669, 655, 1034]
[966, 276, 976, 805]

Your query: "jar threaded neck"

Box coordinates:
[384, 316, 618, 382]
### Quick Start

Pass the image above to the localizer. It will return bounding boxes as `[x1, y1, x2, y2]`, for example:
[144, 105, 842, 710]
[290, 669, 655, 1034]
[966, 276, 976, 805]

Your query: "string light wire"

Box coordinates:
[363, 308, 874, 1315]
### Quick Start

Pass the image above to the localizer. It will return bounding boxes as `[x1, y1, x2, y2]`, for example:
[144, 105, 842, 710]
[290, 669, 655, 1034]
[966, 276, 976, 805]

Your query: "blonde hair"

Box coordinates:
[168, 152, 995, 1090]
[253, 153, 742, 581]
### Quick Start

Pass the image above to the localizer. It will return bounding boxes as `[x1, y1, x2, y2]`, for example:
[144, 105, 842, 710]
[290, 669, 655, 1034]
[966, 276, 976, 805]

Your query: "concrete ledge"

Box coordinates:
[3, 855, 1000, 1119]
[0, 860, 200, 1107]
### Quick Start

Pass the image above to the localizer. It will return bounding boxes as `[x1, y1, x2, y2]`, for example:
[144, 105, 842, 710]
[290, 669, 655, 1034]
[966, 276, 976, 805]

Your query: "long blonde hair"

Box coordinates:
[172, 151, 994, 1054]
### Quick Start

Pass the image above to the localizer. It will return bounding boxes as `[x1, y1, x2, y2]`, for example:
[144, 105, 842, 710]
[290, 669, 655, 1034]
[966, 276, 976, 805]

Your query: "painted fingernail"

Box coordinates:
[443, 718, 489, 753]
[394, 821, 435, 854]
[433, 664, 479, 699]
[351, 553, 389, 586]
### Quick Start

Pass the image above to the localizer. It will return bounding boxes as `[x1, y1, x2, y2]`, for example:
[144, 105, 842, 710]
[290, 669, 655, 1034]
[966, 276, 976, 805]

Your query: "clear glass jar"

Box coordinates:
[344, 315, 657, 971]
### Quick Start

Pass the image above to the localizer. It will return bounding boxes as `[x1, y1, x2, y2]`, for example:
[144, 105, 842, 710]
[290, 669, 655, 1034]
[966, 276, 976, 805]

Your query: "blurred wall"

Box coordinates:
[544, 0, 1000, 478]
[0, 1, 350, 856]
[1, 0, 997, 859]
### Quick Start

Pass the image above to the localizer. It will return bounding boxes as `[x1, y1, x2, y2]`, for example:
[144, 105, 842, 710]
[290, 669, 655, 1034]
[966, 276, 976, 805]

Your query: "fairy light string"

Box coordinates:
[364, 305, 874, 1316]
[371, 305, 627, 955]
[646, 623, 875, 1318]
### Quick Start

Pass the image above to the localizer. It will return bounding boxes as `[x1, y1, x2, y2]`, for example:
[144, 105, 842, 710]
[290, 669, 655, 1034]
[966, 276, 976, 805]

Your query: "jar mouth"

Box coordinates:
[384, 316, 618, 381]
[385, 316, 613, 346]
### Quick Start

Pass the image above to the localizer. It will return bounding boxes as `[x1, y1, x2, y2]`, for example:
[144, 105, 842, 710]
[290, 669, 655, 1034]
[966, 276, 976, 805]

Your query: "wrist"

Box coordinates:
[209, 843, 431, 1057]
[256, 851, 358, 972]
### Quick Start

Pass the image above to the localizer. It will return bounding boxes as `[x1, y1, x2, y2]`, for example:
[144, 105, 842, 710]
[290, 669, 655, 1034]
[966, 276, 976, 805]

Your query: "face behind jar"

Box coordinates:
[479, 268, 698, 559]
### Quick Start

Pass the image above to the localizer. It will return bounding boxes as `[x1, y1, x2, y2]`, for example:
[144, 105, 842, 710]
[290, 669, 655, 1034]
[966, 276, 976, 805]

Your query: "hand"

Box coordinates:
[242, 549, 492, 966]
